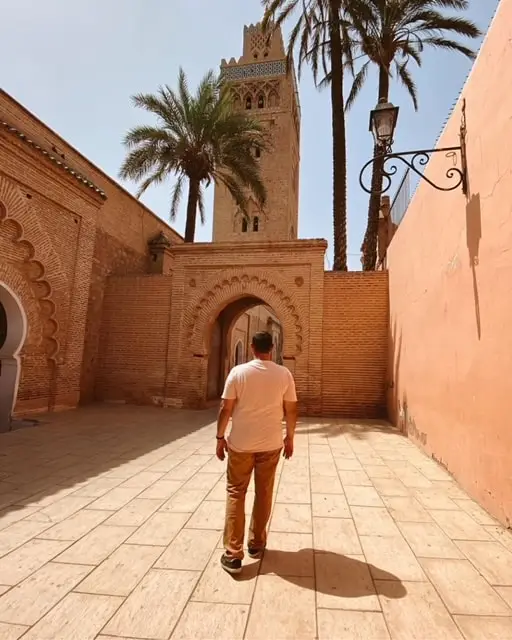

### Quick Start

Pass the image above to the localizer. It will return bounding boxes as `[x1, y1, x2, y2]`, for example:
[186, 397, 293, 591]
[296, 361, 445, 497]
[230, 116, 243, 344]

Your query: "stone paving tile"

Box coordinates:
[0, 520, 54, 558]
[55, 524, 136, 565]
[185, 500, 226, 530]
[36, 508, 110, 541]
[360, 535, 427, 582]
[337, 469, 373, 486]
[21, 592, 123, 640]
[270, 503, 312, 533]
[497, 586, 512, 608]
[0, 622, 28, 640]
[315, 553, 381, 611]
[454, 498, 498, 525]
[454, 615, 512, 639]
[419, 558, 510, 616]
[0, 507, 40, 533]
[344, 484, 385, 507]
[0, 562, 92, 626]
[192, 550, 259, 605]
[0, 538, 70, 586]
[171, 602, 249, 640]
[312, 492, 350, 518]
[376, 580, 463, 639]
[351, 506, 401, 537]
[127, 511, 191, 546]
[276, 481, 311, 504]
[75, 544, 162, 597]
[244, 574, 316, 639]
[397, 521, 464, 559]
[317, 609, 390, 639]
[313, 516, 362, 554]
[455, 540, 512, 585]
[103, 498, 163, 527]
[104, 569, 198, 640]
[155, 528, 219, 571]
[1, 406, 511, 639]
[429, 509, 493, 541]
[260, 532, 314, 577]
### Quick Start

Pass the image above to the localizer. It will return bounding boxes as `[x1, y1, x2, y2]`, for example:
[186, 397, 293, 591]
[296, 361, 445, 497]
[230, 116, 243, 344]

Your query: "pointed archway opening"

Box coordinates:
[0, 282, 27, 432]
[206, 295, 284, 401]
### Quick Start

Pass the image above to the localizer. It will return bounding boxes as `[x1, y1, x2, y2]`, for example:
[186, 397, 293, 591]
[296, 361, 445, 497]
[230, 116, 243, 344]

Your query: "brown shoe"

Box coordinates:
[220, 553, 242, 574]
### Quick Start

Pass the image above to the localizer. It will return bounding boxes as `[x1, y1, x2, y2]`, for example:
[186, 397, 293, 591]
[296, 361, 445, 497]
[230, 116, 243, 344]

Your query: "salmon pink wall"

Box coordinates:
[387, 0, 512, 527]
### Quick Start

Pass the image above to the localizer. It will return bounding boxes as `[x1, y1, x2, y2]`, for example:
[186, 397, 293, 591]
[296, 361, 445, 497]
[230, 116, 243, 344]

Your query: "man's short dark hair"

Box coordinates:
[252, 331, 273, 354]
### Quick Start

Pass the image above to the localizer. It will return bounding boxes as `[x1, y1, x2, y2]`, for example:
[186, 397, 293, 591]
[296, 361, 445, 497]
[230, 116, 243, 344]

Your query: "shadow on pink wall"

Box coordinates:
[386, 0, 512, 527]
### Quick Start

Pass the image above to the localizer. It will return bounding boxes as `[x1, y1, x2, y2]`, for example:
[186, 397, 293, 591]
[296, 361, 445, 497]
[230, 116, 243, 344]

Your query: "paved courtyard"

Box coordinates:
[0, 406, 511, 639]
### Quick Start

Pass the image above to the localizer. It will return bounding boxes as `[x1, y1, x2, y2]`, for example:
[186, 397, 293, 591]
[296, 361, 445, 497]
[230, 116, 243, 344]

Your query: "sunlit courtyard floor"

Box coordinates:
[0, 405, 512, 639]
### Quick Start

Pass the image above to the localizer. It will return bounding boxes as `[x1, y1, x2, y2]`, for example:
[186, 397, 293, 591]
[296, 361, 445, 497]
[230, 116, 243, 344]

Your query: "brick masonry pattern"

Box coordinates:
[0, 91, 388, 418]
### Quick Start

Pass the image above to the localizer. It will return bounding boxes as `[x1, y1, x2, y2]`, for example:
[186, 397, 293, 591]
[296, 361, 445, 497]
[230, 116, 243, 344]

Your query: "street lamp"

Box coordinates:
[359, 98, 468, 196]
[369, 100, 399, 151]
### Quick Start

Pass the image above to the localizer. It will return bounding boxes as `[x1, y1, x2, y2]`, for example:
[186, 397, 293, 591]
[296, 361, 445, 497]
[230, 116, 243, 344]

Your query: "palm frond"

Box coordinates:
[197, 185, 206, 225]
[346, 61, 370, 111]
[396, 61, 419, 110]
[420, 36, 476, 58]
[134, 164, 169, 199]
[169, 175, 184, 221]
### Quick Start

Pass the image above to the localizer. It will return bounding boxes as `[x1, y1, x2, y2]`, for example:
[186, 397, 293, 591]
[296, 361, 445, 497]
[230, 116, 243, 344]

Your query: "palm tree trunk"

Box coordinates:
[330, 0, 348, 272]
[184, 178, 200, 243]
[362, 66, 390, 271]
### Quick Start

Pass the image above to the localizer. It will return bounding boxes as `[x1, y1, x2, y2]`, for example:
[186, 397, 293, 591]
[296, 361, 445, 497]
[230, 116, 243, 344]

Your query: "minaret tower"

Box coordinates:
[212, 21, 301, 242]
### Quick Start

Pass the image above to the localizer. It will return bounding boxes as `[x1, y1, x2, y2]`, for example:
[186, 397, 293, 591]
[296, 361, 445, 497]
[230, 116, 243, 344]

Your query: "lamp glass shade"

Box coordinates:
[369, 102, 399, 147]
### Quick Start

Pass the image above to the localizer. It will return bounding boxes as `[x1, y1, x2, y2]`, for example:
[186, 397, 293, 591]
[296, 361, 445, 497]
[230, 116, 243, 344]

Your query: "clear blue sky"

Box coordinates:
[1, 0, 499, 270]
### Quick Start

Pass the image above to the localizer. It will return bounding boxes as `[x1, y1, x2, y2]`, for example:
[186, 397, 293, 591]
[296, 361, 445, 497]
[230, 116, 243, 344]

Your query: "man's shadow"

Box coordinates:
[235, 548, 407, 601]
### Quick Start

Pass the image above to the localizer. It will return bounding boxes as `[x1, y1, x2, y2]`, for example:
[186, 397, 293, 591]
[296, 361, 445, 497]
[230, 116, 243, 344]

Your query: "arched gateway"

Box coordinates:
[186, 273, 303, 359]
[178, 272, 304, 406]
[0, 282, 27, 432]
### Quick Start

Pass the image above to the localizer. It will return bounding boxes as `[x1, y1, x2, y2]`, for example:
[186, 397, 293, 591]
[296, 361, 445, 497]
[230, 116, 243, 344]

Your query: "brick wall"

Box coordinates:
[0, 90, 183, 411]
[1, 90, 391, 421]
[0, 130, 100, 415]
[322, 272, 389, 417]
[95, 275, 172, 404]
[93, 245, 389, 419]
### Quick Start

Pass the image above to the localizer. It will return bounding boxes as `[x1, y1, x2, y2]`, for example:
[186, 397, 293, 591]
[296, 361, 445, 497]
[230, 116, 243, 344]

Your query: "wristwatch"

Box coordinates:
[216, 435, 225, 440]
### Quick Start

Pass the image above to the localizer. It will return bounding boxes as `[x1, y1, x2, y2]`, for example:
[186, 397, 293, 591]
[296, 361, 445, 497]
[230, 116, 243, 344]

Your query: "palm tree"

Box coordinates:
[345, 0, 481, 270]
[262, 0, 357, 271]
[120, 68, 269, 243]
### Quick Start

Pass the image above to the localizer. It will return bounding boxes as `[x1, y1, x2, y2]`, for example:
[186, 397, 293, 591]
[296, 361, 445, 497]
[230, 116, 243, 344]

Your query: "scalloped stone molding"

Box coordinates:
[0, 177, 69, 360]
[186, 271, 303, 357]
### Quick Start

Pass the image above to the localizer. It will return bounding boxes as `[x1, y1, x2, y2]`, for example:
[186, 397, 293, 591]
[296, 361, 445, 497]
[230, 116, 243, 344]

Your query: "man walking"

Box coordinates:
[215, 331, 298, 574]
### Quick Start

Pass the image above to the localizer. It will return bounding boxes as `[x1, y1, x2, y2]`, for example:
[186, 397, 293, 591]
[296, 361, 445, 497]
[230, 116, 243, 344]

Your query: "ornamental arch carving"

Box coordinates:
[0, 176, 69, 360]
[186, 272, 303, 358]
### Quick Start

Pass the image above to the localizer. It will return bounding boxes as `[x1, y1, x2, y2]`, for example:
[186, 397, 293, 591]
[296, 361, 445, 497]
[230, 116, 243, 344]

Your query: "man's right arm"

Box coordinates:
[283, 372, 298, 458]
[283, 400, 298, 439]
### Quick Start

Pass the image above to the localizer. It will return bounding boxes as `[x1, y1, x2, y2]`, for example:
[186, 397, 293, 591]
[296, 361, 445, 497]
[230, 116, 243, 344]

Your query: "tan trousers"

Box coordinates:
[223, 447, 281, 559]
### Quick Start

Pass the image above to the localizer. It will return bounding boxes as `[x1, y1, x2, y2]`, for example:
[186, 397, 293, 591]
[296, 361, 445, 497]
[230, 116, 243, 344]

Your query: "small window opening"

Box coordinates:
[257, 94, 265, 109]
[242, 218, 248, 232]
[253, 216, 259, 232]
[255, 147, 261, 159]
[245, 96, 252, 110]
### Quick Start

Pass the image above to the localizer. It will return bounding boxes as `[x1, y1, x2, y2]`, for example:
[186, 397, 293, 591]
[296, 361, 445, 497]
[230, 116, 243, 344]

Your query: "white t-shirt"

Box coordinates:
[222, 359, 297, 453]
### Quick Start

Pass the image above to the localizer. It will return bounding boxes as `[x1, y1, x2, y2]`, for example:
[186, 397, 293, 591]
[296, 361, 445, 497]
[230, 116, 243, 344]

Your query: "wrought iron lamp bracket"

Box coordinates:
[359, 102, 468, 197]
